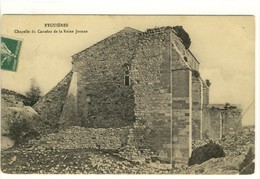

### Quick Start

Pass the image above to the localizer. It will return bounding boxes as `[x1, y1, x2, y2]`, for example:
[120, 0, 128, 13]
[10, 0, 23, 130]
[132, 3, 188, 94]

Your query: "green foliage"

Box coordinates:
[25, 78, 42, 106]
[189, 141, 225, 166]
[9, 118, 40, 145]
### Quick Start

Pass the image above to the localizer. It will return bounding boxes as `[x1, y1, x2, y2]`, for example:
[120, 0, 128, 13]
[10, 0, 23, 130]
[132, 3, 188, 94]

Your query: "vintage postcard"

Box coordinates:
[1, 15, 255, 175]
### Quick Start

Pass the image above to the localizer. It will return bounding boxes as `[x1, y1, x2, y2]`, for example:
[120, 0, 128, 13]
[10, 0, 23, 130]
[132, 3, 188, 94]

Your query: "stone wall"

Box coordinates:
[221, 107, 242, 135]
[170, 30, 193, 168]
[131, 28, 172, 164]
[71, 27, 140, 128]
[202, 83, 209, 106]
[33, 71, 73, 132]
[202, 107, 222, 140]
[192, 77, 203, 141]
[29, 126, 130, 150]
[130, 27, 201, 167]
[171, 70, 192, 167]
[186, 50, 200, 71]
[32, 26, 207, 168]
[59, 72, 79, 127]
[202, 105, 242, 140]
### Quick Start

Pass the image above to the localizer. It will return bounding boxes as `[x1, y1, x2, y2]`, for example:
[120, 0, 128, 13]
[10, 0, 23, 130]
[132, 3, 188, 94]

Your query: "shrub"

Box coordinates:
[205, 79, 211, 87]
[25, 78, 42, 106]
[172, 26, 191, 49]
[188, 141, 225, 166]
[239, 147, 255, 174]
[9, 118, 40, 145]
[192, 70, 200, 78]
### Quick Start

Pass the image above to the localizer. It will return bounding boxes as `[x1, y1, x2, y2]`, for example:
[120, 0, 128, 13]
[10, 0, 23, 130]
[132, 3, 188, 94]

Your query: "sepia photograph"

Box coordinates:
[1, 15, 255, 175]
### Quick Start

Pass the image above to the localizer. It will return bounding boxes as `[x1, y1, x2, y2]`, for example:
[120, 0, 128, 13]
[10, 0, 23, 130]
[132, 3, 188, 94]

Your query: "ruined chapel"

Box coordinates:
[34, 26, 242, 167]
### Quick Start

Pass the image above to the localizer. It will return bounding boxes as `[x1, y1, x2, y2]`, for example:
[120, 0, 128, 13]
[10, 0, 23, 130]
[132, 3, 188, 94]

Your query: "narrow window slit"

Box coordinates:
[124, 75, 130, 86]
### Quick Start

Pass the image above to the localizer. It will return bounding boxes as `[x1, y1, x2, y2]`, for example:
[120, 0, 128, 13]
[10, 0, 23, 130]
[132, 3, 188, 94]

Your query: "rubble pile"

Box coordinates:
[1, 148, 178, 174]
[192, 139, 212, 150]
[1, 125, 254, 174]
[193, 127, 255, 157]
[217, 128, 255, 157]
[183, 155, 245, 174]
[118, 145, 154, 164]
[188, 127, 255, 174]
[239, 147, 255, 174]
[27, 126, 130, 150]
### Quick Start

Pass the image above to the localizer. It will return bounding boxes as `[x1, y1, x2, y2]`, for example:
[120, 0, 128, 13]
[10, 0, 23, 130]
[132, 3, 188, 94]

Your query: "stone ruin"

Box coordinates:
[33, 26, 242, 168]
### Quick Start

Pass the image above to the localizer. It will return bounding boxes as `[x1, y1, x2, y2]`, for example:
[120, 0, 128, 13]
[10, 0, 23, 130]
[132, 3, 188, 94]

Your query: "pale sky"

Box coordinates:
[1, 15, 255, 125]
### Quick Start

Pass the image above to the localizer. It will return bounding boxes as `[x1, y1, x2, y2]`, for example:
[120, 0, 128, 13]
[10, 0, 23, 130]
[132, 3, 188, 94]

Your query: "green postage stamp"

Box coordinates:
[1, 36, 22, 71]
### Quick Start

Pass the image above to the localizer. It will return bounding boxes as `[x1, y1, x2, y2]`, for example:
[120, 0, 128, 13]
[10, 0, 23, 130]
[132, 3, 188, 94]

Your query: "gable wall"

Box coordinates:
[33, 71, 73, 132]
[72, 31, 140, 128]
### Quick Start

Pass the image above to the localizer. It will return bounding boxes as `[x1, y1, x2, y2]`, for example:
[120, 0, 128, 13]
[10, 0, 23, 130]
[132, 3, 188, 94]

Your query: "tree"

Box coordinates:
[25, 78, 42, 106]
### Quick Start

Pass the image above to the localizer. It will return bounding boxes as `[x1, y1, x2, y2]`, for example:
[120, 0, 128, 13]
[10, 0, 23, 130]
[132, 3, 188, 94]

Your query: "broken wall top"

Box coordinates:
[71, 26, 200, 71]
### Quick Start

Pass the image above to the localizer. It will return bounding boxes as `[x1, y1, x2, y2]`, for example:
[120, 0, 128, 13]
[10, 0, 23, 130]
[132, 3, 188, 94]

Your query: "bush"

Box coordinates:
[192, 70, 200, 78]
[25, 78, 42, 106]
[239, 147, 255, 174]
[9, 118, 40, 145]
[172, 26, 191, 49]
[189, 141, 225, 166]
[205, 79, 211, 87]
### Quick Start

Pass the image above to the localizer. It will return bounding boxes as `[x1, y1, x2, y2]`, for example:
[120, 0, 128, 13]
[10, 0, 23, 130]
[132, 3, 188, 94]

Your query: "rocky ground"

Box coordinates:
[1, 148, 181, 174]
[1, 127, 255, 174]
[193, 127, 255, 157]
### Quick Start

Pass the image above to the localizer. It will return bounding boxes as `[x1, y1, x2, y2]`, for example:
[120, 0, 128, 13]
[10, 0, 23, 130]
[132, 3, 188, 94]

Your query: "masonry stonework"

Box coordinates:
[29, 126, 130, 150]
[192, 76, 203, 141]
[222, 110, 242, 135]
[202, 105, 242, 140]
[171, 70, 192, 167]
[33, 71, 73, 132]
[33, 26, 242, 168]
[59, 72, 79, 127]
[203, 83, 209, 106]
[71, 28, 140, 128]
[170, 29, 201, 167]
[202, 107, 222, 140]
[130, 29, 172, 164]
